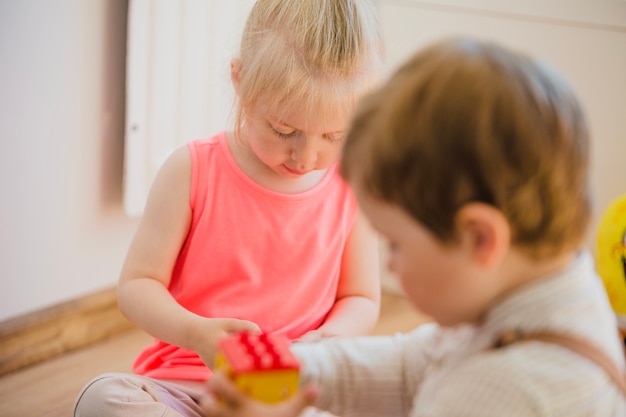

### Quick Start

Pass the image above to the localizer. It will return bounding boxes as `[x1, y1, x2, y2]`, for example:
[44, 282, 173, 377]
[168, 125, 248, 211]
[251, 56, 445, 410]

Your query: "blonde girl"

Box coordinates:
[74, 1, 383, 416]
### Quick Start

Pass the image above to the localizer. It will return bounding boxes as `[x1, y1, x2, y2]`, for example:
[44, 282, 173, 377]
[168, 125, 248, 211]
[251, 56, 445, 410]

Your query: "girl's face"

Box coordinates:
[355, 189, 499, 326]
[243, 98, 352, 179]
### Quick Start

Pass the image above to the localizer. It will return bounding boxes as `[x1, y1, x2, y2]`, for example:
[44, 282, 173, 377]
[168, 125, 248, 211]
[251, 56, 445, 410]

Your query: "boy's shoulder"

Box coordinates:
[419, 334, 624, 416]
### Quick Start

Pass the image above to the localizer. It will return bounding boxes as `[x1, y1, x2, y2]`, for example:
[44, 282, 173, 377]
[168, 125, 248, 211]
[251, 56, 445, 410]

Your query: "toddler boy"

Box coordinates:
[202, 37, 626, 417]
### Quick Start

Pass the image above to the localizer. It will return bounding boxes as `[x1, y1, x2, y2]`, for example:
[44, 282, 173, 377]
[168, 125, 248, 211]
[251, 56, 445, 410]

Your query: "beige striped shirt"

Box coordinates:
[293, 252, 626, 416]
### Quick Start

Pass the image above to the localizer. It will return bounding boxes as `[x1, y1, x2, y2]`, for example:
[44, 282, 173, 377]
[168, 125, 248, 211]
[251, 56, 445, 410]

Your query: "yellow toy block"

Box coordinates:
[215, 332, 300, 404]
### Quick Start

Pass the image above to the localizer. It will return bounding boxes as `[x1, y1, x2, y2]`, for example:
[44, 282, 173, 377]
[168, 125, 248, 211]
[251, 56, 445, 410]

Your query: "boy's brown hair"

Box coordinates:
[341, 38, 592, 260]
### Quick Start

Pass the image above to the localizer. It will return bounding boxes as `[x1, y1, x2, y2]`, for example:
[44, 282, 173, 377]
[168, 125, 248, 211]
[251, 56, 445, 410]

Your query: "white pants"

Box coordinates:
[73, 372, 331, 417]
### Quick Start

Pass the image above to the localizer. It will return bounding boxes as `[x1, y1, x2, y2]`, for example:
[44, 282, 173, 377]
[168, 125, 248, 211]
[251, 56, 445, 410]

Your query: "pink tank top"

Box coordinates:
[133, 132, 358, 380]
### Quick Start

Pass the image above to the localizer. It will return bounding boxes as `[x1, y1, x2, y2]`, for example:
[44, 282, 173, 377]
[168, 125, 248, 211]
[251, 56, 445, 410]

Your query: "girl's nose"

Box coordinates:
[291, 139, 318, 168]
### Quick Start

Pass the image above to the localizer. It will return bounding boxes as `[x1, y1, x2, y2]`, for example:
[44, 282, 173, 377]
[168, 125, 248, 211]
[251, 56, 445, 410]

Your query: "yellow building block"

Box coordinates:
[215, 332, 300, 404]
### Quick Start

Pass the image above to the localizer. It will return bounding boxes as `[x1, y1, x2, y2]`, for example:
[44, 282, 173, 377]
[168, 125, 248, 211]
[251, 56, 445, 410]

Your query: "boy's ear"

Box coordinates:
[230, 58, 241, 95]
[455, 203, 510, 269]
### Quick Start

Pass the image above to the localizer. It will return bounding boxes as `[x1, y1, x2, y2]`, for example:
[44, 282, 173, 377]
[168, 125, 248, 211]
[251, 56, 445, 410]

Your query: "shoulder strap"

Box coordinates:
[494, 330, 626, 396]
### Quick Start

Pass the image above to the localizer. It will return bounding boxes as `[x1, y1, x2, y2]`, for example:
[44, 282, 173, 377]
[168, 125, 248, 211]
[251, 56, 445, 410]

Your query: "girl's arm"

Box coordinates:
[301, 210, 381, 341]
[117, 146, 259, 367]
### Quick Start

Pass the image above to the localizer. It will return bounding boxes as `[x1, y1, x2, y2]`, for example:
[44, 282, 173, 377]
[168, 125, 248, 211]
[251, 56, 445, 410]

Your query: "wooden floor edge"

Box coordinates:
[0, 287, 136, 376]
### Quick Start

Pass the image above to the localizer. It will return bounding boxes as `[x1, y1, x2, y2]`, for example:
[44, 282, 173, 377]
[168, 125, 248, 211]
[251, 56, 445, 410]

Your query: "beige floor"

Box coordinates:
[0, 292, 429, 417]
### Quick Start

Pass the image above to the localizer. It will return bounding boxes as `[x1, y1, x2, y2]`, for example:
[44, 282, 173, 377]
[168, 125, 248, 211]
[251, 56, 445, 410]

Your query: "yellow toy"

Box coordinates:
[215, 332, 300, 404]
[596, 195, 626, 339]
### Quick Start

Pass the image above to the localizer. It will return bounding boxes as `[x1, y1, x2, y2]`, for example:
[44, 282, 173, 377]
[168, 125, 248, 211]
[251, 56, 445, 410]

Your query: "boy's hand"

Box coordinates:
[193, 318, 261, 370]
[200, 372, 319, 417]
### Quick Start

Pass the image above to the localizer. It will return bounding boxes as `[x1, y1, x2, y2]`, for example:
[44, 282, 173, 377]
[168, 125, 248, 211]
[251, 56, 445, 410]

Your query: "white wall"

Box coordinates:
[378, 0, 626, 293]
[124, 0, 254, 217]
[0, 0, 137, 321]
[0, 0, 624, 320]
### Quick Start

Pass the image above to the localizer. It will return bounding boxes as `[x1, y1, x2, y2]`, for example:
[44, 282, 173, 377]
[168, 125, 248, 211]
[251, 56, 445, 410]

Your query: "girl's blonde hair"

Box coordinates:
[234, 0, 382, 137]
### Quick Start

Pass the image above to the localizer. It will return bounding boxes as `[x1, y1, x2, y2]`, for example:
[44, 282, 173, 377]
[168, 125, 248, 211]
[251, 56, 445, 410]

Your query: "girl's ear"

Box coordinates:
[230, 58, 241, 95]
[454, 203, 510, 269]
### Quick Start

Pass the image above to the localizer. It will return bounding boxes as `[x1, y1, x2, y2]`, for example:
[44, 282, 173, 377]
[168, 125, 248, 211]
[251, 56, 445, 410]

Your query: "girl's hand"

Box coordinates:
[200, 372, 319, 417]
[192, 318, 261, 369]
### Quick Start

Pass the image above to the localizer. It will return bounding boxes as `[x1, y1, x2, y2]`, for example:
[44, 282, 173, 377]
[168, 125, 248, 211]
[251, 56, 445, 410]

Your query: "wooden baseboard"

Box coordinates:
[0, 287, 135, 376]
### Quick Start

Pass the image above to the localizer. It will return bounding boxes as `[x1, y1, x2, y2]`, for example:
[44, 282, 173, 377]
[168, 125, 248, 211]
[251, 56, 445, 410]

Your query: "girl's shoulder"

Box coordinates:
[186, 131, 228, 152]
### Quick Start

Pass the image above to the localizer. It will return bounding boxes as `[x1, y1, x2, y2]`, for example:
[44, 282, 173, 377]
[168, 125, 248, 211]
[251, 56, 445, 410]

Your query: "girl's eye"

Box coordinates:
[324, 133, 344, 144]
[269, 123, 298, 139]
[273, 129, 298, 139]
